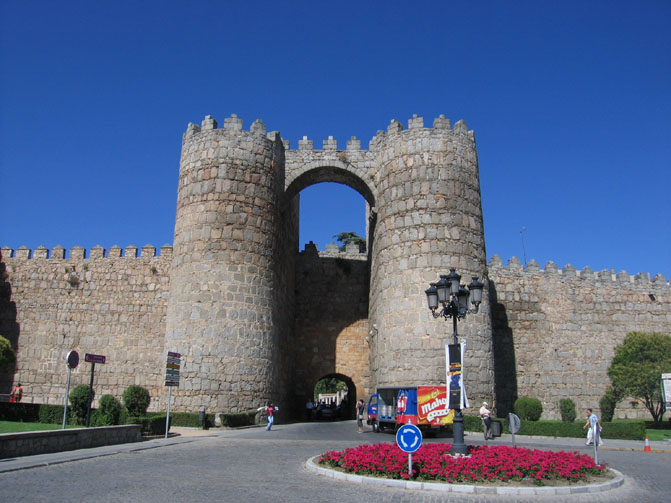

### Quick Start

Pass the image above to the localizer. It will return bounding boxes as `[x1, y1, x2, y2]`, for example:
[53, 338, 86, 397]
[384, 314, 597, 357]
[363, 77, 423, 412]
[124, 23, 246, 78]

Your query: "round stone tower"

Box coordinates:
[368, 115, 494, 402]
[165, 114, 293, 412]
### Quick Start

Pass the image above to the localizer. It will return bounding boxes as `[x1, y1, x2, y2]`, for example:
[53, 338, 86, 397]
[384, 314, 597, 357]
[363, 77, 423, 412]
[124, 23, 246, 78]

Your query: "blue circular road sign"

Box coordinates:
[66, 350, 79, 369]
[396, 424, 423, 453]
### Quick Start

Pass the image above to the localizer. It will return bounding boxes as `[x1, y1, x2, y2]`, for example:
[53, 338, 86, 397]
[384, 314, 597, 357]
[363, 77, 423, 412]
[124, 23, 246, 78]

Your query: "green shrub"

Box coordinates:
[96, 394, 122, 425]
[122, 385, 150, 416]
[514, 396, 543, 421]
[559, 398, 577, 422]
[600, 387, 620, 422]
[0, 335, 16, 373]
[89, 409, 104, 427]
[69, 385, 94, 425]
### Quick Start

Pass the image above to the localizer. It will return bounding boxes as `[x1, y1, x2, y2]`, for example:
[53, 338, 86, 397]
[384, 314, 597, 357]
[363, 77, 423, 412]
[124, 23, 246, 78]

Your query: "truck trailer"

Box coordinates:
[366, 385, 454, 433]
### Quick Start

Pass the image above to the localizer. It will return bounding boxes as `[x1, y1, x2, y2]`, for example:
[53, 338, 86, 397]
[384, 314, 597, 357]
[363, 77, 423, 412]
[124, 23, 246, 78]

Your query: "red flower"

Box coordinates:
[317, 443, 606, 486]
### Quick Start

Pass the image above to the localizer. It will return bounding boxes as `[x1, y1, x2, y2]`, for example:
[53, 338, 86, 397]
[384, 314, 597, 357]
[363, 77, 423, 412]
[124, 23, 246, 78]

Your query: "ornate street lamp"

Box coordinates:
[425, 268, 484, 455]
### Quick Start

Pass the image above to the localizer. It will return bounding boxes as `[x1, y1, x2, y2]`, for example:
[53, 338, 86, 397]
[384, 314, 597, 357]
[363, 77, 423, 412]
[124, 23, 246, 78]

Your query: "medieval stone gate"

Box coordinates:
[166, 113, 493, 418]
[5, 112, 665, 420]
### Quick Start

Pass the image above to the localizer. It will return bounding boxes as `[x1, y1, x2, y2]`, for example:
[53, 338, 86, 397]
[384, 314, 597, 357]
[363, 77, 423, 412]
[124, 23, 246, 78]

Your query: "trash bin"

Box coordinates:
[490, 419, 502, 437]
[198, 407, 207, 429]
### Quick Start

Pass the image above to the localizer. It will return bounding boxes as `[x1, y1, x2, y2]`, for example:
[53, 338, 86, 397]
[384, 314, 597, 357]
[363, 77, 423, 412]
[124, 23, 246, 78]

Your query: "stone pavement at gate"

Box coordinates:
[0, 421, 669, 503]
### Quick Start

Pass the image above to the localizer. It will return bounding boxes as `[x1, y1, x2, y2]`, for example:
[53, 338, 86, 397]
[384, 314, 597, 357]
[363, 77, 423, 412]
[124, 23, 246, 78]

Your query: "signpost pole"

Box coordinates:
[62, 366, 72, 429]
[165, 385, 172, 438]
[164, 351, 181, 437]
[86, 362, 95, 427]
[62, 350, 79, 429]
[396, 424, 422, 478]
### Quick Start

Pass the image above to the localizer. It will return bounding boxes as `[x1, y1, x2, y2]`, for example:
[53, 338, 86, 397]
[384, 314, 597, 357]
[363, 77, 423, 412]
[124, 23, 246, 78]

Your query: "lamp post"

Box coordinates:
[425, 268, 484, 455]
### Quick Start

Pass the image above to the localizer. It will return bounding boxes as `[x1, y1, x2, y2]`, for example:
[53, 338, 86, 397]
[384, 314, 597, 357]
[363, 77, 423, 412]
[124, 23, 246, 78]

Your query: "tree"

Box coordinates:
[0, 335, 16, 373]
[333, 232, 366, 252]
[607, 331, 671, 425]
[314, 378, 347, 399]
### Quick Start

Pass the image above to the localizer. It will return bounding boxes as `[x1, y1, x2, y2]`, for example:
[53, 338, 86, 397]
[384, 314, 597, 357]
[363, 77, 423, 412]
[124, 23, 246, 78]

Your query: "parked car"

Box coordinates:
[315, 403, 340, 421]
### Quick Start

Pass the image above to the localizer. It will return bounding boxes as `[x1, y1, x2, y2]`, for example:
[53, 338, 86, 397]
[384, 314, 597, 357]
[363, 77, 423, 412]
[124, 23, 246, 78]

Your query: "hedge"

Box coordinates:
[464, 415, 646, 440]
[220, 411, 256, 427]
[0, 403, 71, 424]
[149, 410, 256, 428]
[126, 414, 169, 435]
[0, 403, 256, 431]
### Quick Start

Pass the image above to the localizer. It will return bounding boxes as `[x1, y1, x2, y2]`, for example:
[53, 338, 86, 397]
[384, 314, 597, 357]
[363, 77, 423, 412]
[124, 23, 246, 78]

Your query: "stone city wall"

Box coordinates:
[488, 255, 670, 419]
[294, 241, 370, 409]
[0, 245, 172, 411]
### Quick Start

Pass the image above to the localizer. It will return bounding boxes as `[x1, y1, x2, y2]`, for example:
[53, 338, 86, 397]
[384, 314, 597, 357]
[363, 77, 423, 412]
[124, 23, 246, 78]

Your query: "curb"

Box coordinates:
[305, 456, 625, 496]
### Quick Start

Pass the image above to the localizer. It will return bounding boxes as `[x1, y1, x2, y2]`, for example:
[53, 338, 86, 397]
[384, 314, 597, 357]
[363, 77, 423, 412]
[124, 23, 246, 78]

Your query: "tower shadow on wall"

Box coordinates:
[488, 280, 517, 416]
[0, 258, 20, 394]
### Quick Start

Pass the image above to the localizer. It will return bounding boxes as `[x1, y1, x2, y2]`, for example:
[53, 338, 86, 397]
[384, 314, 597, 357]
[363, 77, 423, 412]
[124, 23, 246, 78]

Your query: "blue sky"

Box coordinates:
[1, 1, 669, 277]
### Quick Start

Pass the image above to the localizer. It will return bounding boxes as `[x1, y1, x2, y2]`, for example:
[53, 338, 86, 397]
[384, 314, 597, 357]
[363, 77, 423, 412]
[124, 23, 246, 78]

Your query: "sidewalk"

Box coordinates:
[465, 430, 671, 453]
[0, 428, 219, 473]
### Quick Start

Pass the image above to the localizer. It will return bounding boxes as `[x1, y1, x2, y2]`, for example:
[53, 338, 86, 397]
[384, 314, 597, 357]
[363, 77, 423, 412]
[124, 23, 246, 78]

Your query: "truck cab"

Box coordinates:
[366, 387, 402, 432]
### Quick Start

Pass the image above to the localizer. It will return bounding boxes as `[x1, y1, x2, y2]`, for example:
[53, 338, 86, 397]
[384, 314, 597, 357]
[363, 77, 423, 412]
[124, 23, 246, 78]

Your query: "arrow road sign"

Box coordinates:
[396, 424, 423, 453]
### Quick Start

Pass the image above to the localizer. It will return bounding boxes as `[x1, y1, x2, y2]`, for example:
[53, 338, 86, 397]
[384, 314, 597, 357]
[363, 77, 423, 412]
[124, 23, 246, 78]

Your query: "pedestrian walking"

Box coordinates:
[356, 399, 365, 433]
[9, 383, 23, 403]
[265, 402, 278, 431]
[583, 408, 603, 446]
[479, 401, 493, 440]
[305, 399, 314, 421]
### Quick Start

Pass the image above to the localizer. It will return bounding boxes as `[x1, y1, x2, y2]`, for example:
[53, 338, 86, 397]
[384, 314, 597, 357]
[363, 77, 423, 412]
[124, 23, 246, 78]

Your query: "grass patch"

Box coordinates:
[0, 421, 80, 434]
[646, 429, 671, 441]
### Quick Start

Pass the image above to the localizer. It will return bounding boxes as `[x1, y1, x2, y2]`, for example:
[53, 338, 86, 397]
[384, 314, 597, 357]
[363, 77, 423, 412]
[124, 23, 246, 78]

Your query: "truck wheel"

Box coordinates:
[372, 421, 380, 433]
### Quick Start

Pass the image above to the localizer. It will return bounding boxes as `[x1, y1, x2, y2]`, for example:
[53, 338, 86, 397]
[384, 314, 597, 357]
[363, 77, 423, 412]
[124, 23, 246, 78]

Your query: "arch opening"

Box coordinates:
[310, 373, 357, 421]
[298, 182, 369, 252]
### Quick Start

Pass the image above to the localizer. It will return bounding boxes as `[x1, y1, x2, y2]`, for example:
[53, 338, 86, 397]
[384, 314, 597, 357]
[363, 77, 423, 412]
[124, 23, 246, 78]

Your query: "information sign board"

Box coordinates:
[85, 353, 106, 364]
[165, 352, 181, 387]
[662, 373, 671, 412]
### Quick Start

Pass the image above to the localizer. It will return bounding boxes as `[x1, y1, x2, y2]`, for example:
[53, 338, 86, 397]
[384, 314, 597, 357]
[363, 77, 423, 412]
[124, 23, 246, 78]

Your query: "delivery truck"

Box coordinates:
[366, 385, 454, 433]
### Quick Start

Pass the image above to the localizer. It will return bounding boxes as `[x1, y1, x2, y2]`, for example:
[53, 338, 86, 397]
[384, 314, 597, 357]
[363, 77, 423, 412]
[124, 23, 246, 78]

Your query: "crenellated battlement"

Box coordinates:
[183, 113, 475, 151]
[488, 254, 669, 288]
[1, 244, 173, 260]
[298, 241, 368, 261]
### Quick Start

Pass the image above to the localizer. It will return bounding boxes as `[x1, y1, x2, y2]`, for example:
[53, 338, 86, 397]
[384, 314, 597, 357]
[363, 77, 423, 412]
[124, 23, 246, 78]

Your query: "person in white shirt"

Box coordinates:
[479, 401, 493, 440]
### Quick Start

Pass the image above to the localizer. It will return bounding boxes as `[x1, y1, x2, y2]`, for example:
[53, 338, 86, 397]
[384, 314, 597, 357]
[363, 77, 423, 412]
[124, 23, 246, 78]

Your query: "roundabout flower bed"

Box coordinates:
[318, 443, 608, 486]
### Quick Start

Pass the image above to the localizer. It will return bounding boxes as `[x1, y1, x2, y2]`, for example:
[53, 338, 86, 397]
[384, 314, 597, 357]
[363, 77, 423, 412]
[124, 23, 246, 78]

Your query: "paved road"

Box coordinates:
[1, 421, 669, 502]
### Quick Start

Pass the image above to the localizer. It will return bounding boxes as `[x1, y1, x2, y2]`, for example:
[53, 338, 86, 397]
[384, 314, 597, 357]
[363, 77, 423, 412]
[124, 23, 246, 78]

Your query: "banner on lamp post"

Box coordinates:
[446, 343, 469, 411]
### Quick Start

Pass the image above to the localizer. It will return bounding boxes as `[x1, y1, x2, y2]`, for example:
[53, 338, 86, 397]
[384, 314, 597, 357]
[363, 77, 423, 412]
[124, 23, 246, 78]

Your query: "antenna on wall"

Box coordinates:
[520, 226, 528, 267]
